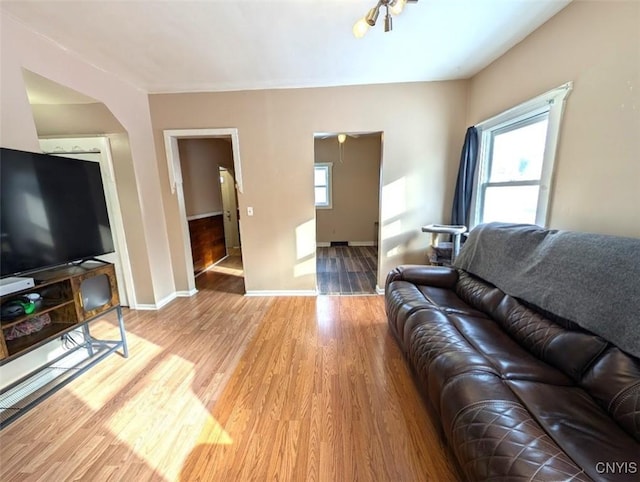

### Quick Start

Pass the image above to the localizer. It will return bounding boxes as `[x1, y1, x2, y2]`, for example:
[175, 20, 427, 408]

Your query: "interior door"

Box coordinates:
[219, 168, 240, 253]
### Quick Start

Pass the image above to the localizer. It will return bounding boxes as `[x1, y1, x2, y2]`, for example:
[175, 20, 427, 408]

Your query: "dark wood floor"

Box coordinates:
[316, 245, 378, 295]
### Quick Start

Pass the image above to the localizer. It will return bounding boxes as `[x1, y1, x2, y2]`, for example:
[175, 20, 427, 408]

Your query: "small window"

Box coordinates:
[314, 163, 332, 209]
[471, 83, 572, 227]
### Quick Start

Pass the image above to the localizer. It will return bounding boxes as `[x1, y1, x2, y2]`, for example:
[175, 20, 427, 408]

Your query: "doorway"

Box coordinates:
[163, 128, 245, 294]
[314, 132, 382, 295]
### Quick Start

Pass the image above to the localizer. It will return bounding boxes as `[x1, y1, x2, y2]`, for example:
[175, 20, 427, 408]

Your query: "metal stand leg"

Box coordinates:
[1, 302, 129, 429]
[116, 306, 129, 358]
[82, 324, 94, 356]
[452, 233, 462, 263]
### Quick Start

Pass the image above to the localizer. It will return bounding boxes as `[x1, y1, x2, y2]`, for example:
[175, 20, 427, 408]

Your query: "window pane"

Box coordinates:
[315, 187, 327, 205]
[490, 117, 549, 182]
[314, 167, 327, 186]
[483, 185, 539, 224]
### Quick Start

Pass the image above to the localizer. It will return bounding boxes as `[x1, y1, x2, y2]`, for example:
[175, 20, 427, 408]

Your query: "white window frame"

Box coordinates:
[470, 82, 573, 228]
[314, 162, 333, 209]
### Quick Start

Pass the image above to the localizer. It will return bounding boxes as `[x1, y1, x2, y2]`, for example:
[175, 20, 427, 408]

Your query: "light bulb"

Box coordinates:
[353, 18, 370, 38]
[338, 134, 347, 144]
[384, 12, 392, 32]
[365, 6, 380, 26]
[389, 0, 406, 16]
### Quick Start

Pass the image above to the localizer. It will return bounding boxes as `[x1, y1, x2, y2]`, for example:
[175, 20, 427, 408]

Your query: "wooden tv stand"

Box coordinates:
[0, 262, 128, 428]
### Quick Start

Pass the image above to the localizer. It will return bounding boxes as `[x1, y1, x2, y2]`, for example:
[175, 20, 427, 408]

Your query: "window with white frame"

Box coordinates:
[471, 83, 572, 227]
[314, 163, 333, 209]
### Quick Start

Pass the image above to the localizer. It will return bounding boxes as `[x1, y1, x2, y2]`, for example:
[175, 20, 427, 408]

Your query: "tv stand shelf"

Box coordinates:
[0, 262, 128, 428]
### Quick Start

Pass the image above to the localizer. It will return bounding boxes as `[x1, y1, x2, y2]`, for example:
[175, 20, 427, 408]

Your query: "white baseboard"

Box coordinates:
[316, 242, 330, 247]
[176, 289, 198, 297]
[245, 290, 318, 297]
[134, 291, 178, 310]
[376, 285, 385, 295]
[156, 292, 177, 308]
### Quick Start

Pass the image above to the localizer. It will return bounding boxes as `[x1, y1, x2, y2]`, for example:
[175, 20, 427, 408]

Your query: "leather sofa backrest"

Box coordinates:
[455, 269, 640, 442]
[492, 295, 609, 381]
[580, 347, 640, 442]
[454, 270, 505, 314]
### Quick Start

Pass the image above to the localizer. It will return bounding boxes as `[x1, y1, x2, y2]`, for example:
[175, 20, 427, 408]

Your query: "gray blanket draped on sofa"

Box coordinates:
[454, 222, 640, 358]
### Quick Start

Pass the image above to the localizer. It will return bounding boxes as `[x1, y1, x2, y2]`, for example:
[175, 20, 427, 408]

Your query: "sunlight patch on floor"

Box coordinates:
[67, 329, 162, 411]
[104, 354, 232, 481]
[205, 255, 244, 277]
[207, 264, 244, 277]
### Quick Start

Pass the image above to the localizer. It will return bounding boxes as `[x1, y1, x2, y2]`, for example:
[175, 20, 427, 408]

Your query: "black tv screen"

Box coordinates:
[0, 147, 115, 277]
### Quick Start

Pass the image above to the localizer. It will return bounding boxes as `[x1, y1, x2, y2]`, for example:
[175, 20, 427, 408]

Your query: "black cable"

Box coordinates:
[61, 331, 84, 350]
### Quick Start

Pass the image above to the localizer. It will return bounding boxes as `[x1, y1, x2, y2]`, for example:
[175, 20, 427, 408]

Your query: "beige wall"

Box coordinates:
[29, 99, 157, 304]
[468, 0, 640, 238]
[0, 11, 174, 305]
[149, 81, 469, 292]
[315, 134, 381, 244]
[178, 138, 234, 217]
[107, 133, 157, 303]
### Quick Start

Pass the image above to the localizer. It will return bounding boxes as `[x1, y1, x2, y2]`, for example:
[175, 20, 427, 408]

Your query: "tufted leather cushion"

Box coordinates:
[449, 314, 573, 385]
[399, 308, 449, 352]
[457, 273, 611, 382]
[507, 380, 640, 481]
[385, 264, 640, 481]
[455, 270, 505, 315]
[449, 401, 591, 481]
[408, 314, 478, 381]
[492, 295, 609, 381]
[580, 347, 640, 442]
[406, 313, 497, 414]
[385, 280, 436, 341]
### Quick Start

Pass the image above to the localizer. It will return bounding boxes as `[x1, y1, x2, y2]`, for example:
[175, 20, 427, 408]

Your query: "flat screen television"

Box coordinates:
[0, 147, 115, 277]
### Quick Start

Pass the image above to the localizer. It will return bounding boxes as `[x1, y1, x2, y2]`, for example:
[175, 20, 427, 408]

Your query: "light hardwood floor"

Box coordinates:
[0, 267, 459, 481]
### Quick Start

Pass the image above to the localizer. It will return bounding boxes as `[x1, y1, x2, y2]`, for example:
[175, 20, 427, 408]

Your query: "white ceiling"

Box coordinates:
[2, 0, 571, 94]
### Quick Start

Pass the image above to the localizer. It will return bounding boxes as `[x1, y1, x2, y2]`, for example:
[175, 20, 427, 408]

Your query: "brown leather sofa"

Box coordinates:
[385, 224, 640, 481]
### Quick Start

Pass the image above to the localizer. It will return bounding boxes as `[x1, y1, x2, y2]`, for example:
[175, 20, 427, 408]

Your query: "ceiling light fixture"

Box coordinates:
[337, 134, 347, 163]
[353, 0, 418, 38]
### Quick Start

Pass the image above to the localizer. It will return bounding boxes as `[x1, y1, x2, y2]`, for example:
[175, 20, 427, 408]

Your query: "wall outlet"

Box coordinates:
[247, 207, 254, 216]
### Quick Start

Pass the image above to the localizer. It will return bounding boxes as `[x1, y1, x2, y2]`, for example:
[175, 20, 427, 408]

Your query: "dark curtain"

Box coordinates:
[451, 126, 479, 227]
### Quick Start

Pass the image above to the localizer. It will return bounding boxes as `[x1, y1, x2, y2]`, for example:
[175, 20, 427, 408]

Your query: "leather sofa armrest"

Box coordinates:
[386, 265, 459, 289]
